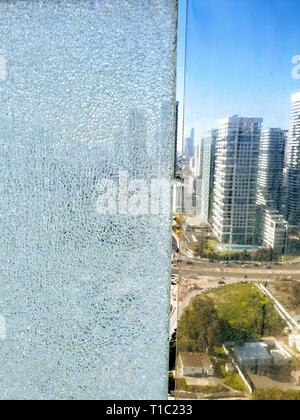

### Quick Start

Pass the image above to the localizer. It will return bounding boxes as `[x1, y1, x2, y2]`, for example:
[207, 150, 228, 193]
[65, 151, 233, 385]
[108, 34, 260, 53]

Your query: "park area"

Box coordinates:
[177, 283, 286, 352]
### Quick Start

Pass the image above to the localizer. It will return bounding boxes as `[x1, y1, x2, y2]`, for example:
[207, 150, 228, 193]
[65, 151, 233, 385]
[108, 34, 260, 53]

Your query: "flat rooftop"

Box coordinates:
[234, 342, 271, 362]
[179, 353, 212, 369]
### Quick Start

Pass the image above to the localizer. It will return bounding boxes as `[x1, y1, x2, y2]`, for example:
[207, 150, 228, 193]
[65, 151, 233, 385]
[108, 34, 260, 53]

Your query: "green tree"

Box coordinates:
[177, 297, 222, 353]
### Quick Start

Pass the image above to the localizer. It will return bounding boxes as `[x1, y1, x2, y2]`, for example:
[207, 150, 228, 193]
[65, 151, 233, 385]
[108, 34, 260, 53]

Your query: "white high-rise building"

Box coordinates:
[286, 92, 300, 225]
[257, 128, 287, 210]
[192, 138, 201, 177]
[212, 116, 262, 244]
[260, 208, 288, 255]
[172, 177, 201, 215]
[198, 130, 218, 221]
[172, 180, 184, 214]
[256, 128, 288, 254]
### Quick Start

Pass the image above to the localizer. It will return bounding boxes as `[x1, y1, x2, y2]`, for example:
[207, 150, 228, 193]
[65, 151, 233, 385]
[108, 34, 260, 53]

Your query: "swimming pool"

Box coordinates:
[217, 244, 261, 252]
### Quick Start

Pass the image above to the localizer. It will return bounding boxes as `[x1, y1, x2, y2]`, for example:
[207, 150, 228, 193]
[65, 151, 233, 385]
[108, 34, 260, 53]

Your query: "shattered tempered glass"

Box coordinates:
[0, 0, 177, 399]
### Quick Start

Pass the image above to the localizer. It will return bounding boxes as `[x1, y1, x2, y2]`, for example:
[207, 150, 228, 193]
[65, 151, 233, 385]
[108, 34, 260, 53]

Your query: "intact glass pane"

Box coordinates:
[173, 0, 300, 401]
[0, 0, 177, 400]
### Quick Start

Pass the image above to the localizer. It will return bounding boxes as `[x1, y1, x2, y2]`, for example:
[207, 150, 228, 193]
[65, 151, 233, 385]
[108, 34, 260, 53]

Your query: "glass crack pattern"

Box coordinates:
[0, 0, 177, 400]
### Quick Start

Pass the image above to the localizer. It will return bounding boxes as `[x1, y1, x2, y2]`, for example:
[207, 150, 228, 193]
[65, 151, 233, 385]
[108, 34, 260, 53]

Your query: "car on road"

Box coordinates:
[218, 280, 226, 285]
[186, 261, 193, 265]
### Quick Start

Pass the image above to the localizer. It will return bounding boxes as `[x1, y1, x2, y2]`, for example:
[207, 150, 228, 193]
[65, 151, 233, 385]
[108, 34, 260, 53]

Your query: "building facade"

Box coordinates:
[212, 116, 262, 244]
[260, 207, 288, 254]
[174, 101, 179, 178]
[257, 128, 287, 210]
[184, 128, 195, 160]
[178, 353, 215, 378]
[256, 128, 288, 254]
[200, 129, 218, 222]
[286, 92, 300, 225]
[172, 180, 184, 214]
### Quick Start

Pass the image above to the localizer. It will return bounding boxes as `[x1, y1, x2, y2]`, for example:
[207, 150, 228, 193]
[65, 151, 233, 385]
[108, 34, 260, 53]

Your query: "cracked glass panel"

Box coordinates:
[0, 0, 177, 400]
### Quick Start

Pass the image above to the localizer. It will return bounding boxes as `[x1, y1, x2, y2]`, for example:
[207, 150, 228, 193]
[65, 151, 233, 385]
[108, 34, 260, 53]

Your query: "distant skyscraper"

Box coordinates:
[257, 128, 287, 210]
[172, 180, 184, 213]
[212, 116, 262, 244]
[195, 129, 218, 221]
[286, 92, 300, 225]
[174, 101, 179, 178]
[127, 108, 147, 177]
[114, 127, 126, 171]
[156, 101, 175, 178]
[193, 138, 201, 177]
[184, 128, 195, 159]
[256, 128, 288, 253]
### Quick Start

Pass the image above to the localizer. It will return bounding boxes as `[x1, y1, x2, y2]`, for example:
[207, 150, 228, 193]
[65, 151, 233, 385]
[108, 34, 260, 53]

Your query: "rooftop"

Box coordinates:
[218, 115, 263, 125]
[179, 353, 212, 369]
[234, 342, 271, 362]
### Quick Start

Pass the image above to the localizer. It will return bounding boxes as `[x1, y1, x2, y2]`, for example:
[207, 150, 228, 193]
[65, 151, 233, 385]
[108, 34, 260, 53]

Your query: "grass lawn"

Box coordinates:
[202, 283, 286, 343]
[224, 372, 249, 393]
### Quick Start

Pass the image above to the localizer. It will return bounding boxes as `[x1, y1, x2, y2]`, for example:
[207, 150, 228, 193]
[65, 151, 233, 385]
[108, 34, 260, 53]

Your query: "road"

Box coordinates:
[173, 259, 300, 281]
[172, 258, 300, 320]
[170, 238, 300, 336]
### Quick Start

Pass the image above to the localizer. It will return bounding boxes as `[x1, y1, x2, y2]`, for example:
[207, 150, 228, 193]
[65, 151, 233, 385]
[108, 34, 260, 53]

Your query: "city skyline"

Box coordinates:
[176, 90, 300, 252]
[177, 0, 300, 150]
[181, 90, 300, 161]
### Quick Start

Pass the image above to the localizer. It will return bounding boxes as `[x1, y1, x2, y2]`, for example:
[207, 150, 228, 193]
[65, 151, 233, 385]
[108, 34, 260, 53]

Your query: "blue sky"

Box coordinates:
[177, 0, 300, 148]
